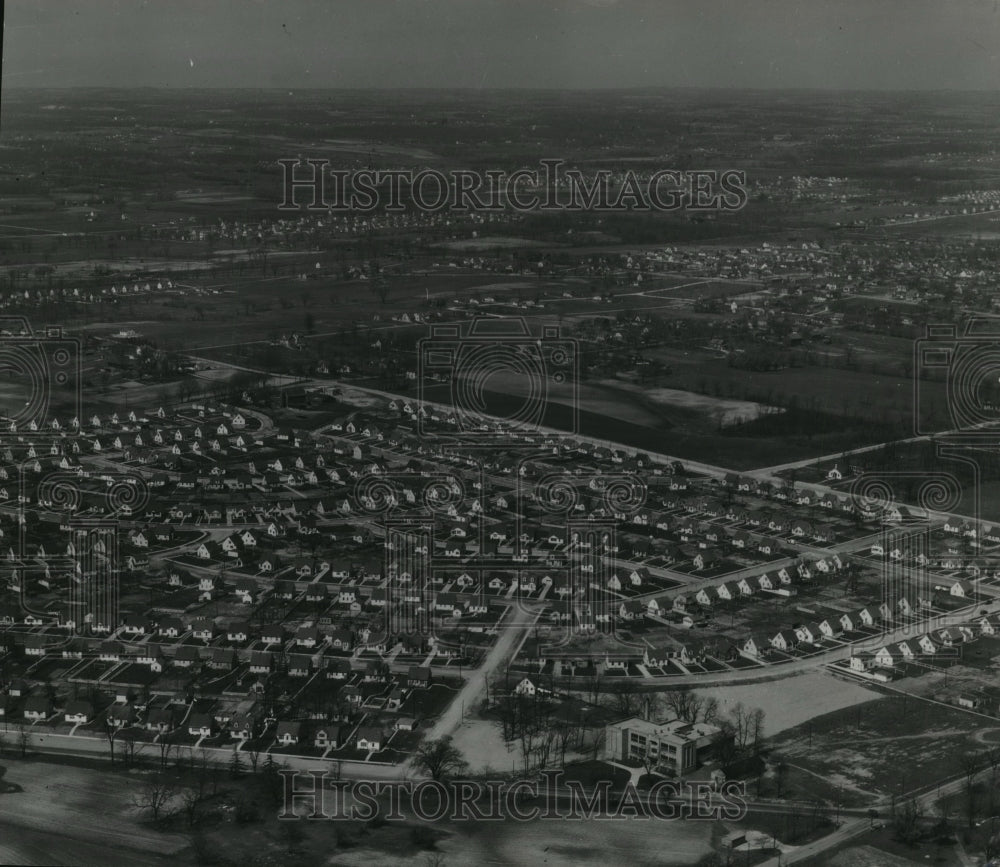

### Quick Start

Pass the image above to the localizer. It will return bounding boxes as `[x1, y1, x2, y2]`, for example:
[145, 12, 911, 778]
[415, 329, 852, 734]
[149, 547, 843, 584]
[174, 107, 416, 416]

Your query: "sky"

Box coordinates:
[2, 0, 999, 90]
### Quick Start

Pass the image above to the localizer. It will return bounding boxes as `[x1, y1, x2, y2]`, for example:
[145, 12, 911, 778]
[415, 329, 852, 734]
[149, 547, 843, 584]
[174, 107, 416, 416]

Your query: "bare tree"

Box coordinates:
[893, 798, 923, 845]
[157, 737, 175, 771]
[196, 746, 220, 796]
[587, 668, 603, 705]
[104, 720, 119, 765]
[664, 689, 705, 723]
[178, 745, 213, 827]
[702, 696, 721, 726]
[15, 724, 30, 758]
[640, 744, 660, 777]
[180, 784, 205, 828]
[715, 720, 739, 770]
[412, 736, 469, 781]
[749, 708, 766, 755]
[245, 742, 263, 774]
[132, 774, 176, 823]
[987, 747, 1000, 815]
[775, 761, 788, 797]
[532, 728, 559, 772]
[728, 703, 766, 755]
[120, 727, 144, 768]
[553, 718, 578, 767]
[515, 725, 544, 774]
[961, 752, 981, 829]
[727, 703, 748, 752]
[607, 679, 642, 717]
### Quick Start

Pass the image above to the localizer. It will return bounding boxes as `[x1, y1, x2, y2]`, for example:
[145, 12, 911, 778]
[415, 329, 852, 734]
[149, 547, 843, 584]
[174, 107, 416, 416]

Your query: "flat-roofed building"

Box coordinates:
[604, 715, 726, 775]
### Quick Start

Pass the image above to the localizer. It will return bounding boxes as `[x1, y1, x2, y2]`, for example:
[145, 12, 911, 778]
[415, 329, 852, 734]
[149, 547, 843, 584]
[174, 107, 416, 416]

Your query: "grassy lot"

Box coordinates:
[825, 829, 967, 867]
[769, 695, 1000, 803]
[560, 759, 631, 790]
[771, 762, 876, 809]
[737, 806, 837, 846]
[698, 670, 880, 739]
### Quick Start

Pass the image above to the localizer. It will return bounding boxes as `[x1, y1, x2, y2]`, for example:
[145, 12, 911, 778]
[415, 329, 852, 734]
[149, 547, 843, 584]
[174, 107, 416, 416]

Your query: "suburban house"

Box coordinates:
[23, 694, 53, 721]
[188, 713, 214, 738]
[64, 700, 93, 725]
[794, 623, 821, 645]
[356, 726, 385, 752]
[314, 725, 340, 749]
[275, 721, 303, 746]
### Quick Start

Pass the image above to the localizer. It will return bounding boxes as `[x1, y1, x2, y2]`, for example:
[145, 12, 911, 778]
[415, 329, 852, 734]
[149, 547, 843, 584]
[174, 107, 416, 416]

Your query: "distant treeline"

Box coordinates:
[719, 404, 898, 442]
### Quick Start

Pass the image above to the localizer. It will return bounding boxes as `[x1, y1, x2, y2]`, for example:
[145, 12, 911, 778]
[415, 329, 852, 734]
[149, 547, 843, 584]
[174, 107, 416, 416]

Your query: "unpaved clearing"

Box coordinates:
[331, 813, 713, 867]
[438, 237, 553, 251]
[449, 717, 516, 773]
[598, 380, 781, 425]
[826, 844, 922, 866]
[0, 759, 189, 866]
[696, 671, 880, 737]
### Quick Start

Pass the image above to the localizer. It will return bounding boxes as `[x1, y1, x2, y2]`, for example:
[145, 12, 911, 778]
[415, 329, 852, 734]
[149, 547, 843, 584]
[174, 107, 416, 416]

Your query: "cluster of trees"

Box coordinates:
[957, 747, 1000, 832]
[857, 437, 1000, 489]
[483, 674, 767, 779]
[129, 742, 292, 831]
[720, 404, 896, 442]
[887, 748, 1000, 855]
[236, 319, 420, 392]
[650, 691, 766, 773]
[488, 681, 595, 774]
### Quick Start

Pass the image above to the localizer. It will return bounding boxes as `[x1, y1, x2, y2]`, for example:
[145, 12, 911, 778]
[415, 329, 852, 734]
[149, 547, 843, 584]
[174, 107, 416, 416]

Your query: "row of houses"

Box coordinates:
[11, 695, 408, 752]
[856, 620, 985, 672]
[720, 472, 922, 524]
[870, 537, 997, 578]
[743, 589, 989, 662]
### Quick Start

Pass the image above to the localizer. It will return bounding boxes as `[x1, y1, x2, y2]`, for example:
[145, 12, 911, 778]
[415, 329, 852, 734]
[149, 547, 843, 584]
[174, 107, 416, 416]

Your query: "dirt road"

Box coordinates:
[420, 604, 536, 745]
